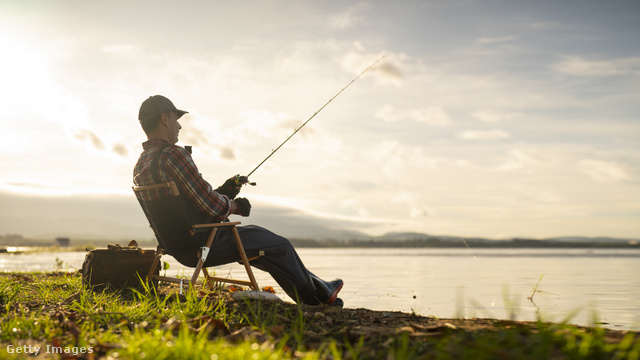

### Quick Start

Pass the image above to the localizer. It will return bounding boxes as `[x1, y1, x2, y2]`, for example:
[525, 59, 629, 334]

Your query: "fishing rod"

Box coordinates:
[234, 54, 386, 187]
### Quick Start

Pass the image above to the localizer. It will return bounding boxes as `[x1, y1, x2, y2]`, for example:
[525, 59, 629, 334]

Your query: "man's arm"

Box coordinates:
[165, 147, 234, 220]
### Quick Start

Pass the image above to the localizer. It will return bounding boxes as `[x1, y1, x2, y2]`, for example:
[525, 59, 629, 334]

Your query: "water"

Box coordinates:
[1, 248, 638, 331]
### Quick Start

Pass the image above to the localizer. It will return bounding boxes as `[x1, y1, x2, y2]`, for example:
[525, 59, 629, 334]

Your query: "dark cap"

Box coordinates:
[138, 95, 188, 122]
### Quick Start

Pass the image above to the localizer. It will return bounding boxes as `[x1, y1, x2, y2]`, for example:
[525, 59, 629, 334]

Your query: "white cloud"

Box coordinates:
[552, 56, 640, 77]
[476, 36, 516, 44]
[340, 198, 369, 216]
[101, 44, 141, 55]
[578, 159, 632, 182]
[494, 149, 543, 172]
[46, 37, 80, 60]
[375, 104, 452, 126]
[511, 184, 564, 203]
[329, 3, 367, 30]
[391, 192, 433, 219]
[459, 129, 510, 141]
[527, 21, 571, 30]
[74, 129, 105, 150]
[112, 143, 129, 157]
[472, 110, 522, 123]
[369, 140, 440, 175]
[341, 52, 404, 86]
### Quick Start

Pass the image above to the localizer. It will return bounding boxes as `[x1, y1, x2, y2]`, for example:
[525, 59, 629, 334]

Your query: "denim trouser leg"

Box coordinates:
[201, 225, 323, 304]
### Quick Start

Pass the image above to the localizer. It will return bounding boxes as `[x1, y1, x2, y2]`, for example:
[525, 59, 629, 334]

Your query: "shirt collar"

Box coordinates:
[142, 138, 171, 150]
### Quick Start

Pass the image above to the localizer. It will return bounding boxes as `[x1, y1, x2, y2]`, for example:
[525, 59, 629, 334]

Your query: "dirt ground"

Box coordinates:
[171, 284, 638, 353]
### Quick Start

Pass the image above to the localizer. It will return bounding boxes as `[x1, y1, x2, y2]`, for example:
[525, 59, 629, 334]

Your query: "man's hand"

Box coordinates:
[215, 177, 241, 199]
[234, 198, 251, 217]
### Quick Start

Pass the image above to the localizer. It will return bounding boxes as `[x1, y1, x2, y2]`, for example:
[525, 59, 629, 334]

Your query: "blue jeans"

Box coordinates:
[172, 225, 330, 304]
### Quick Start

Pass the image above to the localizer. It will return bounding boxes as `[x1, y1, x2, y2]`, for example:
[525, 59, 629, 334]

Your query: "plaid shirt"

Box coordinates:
[133, 139, 232, 221]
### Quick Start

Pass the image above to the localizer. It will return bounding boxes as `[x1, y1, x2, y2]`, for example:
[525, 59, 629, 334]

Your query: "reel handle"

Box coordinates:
[234, 175, 256, 186]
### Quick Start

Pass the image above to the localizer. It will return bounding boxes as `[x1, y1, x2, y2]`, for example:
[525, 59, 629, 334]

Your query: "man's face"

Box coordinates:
[165, 111, 182, 144]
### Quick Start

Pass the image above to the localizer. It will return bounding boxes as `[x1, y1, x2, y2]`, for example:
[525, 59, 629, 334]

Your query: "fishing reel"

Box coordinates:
[234, 175, 256, 187]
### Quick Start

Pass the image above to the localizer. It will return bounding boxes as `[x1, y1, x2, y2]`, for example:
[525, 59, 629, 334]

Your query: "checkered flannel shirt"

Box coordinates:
[133, 138, 232, 221]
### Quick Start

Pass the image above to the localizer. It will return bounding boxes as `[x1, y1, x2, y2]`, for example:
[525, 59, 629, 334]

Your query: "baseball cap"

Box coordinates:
[138, 95, 188, 122]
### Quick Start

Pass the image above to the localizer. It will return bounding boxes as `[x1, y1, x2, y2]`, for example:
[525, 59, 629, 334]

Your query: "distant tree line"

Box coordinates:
[3, 234, 638, 249]
[289, 238, 640, 248]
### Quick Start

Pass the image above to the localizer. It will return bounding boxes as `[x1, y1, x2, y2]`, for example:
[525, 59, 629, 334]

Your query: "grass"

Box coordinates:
[0, 272, 638, 359]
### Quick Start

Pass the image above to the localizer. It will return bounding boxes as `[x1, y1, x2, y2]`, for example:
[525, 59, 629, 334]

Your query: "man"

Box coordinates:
[133, 95, 343, 306]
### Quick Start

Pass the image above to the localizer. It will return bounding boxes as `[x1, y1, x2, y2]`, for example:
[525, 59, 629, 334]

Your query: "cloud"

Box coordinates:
[391, 192, 433, 219]
[578, 159, 632, 182]
[369, 140, 440, 175]
[459, 129, 510, 141]
[69, 127, 132, 159]
[375, 104, 452, 126]
[341, 52, 404, 85]
[112, 143, 128, 157]
[74, 129, 105, 150]
[472, 110, 521, 123]
[236, 110, 290, 141]
[552, 56, 640, 76]
[527, 21, 571, 30]
[179, 122, 212, 147]
[219, 147, 236, 160]
[328, 3, 367, 30]
[494, 149, 543, 173]
[101, 44, 141, 55]
[476, 36, 516, 45]
[511, 184, 564, 204]
[373, 61, 403, 79]
[340, 198, 368, 216]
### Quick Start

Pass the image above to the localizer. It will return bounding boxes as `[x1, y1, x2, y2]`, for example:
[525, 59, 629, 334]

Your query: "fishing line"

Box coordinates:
[234, 55, 386, 186]
[461, 237, 478, 261]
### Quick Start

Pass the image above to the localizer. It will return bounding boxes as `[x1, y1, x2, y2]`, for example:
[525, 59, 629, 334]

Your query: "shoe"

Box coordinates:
[330, 298, 344, 308]
[324, 279, 343, 305]
[308, 272, 344, 306]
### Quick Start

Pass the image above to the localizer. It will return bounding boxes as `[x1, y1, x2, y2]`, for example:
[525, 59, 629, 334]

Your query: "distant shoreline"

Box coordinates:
[290, 238, 640, 249]
[1, 237, 639, 252]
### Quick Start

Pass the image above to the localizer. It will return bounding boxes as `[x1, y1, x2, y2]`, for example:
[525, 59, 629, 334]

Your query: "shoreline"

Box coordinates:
[0, 272, 638, 359]
[3, 243, 640, 253]
[2, 250, 639, 334]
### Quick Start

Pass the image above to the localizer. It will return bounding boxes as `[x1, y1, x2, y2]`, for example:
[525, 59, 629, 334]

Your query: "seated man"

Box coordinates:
[133, 95, 343, 306]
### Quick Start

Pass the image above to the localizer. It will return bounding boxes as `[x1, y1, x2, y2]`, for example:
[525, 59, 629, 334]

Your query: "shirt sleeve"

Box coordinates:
[163, 146, 232, 221]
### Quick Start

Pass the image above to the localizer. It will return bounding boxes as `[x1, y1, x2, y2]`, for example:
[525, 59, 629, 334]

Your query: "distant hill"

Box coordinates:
[372, 232, 639, 244]
[2, 230, 638, 250]
[372, 232, 489, 242]
[290, 233, 640, 248]
[545, 236, 637, 243]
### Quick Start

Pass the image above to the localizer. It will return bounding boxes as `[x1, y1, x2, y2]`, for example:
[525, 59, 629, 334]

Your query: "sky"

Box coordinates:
[1, 0, 639, 241]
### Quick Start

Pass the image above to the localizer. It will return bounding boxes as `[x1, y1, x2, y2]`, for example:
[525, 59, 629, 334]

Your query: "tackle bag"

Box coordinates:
[81, 241, 160, 292]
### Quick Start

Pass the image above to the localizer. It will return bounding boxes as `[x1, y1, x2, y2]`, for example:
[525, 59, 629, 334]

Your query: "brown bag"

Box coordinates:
[82, 241, 160, 292]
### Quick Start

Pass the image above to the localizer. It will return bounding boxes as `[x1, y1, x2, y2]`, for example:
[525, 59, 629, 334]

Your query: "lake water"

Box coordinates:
[1, 248, 638, 331]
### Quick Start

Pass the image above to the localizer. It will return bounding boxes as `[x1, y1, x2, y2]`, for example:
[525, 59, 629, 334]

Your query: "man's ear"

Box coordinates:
[160, 112, 169, 126]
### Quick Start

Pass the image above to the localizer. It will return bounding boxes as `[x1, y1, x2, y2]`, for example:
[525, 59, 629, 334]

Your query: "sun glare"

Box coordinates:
[0, 31, 51, 106]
